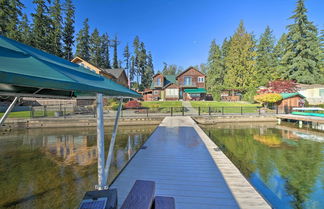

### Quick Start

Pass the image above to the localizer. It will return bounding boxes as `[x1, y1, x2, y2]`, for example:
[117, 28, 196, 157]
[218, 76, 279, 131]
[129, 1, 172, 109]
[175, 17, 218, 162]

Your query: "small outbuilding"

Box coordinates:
[277, 92, 306, 112]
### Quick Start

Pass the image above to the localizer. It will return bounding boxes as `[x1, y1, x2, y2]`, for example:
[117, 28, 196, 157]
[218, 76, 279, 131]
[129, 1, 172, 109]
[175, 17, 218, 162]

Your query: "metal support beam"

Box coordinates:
[103, 97, 123, 187]
[0, 97, 19, 126]
[96, 93, 105, 190]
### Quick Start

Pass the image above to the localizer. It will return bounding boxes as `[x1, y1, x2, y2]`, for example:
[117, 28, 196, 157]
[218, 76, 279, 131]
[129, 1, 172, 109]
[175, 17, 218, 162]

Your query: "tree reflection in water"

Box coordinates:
[0, 126, 156, 209]
[204, 123, 324, 209]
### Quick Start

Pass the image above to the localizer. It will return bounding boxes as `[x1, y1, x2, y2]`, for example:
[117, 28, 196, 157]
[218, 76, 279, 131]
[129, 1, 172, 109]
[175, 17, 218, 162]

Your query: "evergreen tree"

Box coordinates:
[4, 0, 24, 40]
[281, 0, 323, 84]
[62, 0, 75, 60]
[76, 18, 90, 60]
[123, 43, 130, 79]
[100, 33, 111, 68]
[142, 51, 154, 89]
[18, 14, 31, 45]
[89, 28, 102, 67]
[221, 37, 231, 59]
[49, 0, 63, 57]
[224, 21, 257, 89]
[0, 0, 10, 35]
[274, 33, 288, 77]
[129, 55, 135, 84]
[138, 41, 147, 90]
[256, 26, 278, 85]
[112, 35, 119, 68]
[133, 36, 141, 84]
[207, 40, 224, 100]
[31, 0, 52, 51]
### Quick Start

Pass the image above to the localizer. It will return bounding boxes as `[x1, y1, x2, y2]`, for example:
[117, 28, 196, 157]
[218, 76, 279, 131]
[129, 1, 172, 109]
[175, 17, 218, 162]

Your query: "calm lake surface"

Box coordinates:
[202, 122, 324, 209]
[0, 126, 156, 209]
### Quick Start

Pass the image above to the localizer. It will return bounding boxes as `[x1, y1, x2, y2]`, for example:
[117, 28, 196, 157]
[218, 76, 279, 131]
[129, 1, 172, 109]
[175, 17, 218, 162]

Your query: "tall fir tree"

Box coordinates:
[139, 41, 147, 89]
[49, 0, 63, 57]
[207, 40, 224, 100]
[274, 33, 288, 77]
[4, 0, 24, 40]
[112, 35, 119, 68]
[76, 18, 90, 60]
[31, 0, 52, 51]
[62, 0, 75, 60]
[256, 26, 278, 85]
[100, 33, 111, 68]
[281, 0, 323, 84]
[133, 36, 141, 84]
[224, 21, 257, 89]
[123, 43, 130, 79]
[18, 14, 31, 45]
[130, 55, 136, 84]
[141, 51, 154, 89]
[0, 0, 11, 35]
[89, 28, 102, 67]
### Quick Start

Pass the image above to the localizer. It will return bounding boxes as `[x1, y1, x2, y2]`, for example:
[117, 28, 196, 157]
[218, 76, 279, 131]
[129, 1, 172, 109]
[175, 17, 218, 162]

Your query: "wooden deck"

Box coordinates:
[110, 116, 270, 209]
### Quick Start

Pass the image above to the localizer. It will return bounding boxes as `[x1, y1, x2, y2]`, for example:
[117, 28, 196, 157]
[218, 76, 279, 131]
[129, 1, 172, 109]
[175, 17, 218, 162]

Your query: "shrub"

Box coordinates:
[124, 100, 141, 109]
[254, 93, 282, 107]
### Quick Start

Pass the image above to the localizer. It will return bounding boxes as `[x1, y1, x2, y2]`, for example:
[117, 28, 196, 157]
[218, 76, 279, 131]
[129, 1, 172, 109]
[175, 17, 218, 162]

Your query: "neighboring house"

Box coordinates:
[277, 92, 306, 113]
[71, 56, 129, 105]
[147, 67, 206, 101]
[71, 56, 128, 87]
[297, 84, 324, 105]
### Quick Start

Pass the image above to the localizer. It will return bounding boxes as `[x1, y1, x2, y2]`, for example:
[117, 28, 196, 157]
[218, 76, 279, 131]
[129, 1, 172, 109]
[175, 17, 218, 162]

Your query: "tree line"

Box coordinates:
[0, 0, 154, 90]
[207, 0, 324, 101]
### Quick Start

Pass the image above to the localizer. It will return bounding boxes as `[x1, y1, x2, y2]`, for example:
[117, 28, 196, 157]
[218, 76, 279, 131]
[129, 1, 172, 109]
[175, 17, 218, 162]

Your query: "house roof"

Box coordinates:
[297, 83, 324, 90]
[280, 92, 305, 99]
[0, 35, 141, 98]
[101, 68, 125, 79]
[176, 66, 205, 78]
[150, 74, 177, 89]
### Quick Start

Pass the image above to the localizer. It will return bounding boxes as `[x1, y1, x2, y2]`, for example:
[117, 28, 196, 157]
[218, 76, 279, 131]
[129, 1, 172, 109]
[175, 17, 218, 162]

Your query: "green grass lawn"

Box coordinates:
[0, 111, 55, 118]
[190, 101, 261, 114]
[141, 101, 182, 108]
[190, 101, 260, 107]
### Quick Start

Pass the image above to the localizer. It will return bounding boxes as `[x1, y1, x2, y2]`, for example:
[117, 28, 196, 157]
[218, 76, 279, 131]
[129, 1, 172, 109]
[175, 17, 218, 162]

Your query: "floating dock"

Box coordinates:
[277, 114, 324, 130]
[110, 116, 270, 209]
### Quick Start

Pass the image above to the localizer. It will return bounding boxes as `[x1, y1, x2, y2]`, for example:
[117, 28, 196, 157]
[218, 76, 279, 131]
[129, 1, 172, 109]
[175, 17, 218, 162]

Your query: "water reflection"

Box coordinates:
[0, 126, 156, 209]
[202, 123, 324, 209]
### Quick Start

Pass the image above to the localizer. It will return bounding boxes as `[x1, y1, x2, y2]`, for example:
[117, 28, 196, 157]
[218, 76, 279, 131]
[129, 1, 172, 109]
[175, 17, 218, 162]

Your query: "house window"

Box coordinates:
[184, 76, 192, 86]
[166, 89, 179, 97]
[153, 90, 159, 95]
[156, 78, 162, 86]
[320, 89, 324, 97]
[198, 77, 205, 83]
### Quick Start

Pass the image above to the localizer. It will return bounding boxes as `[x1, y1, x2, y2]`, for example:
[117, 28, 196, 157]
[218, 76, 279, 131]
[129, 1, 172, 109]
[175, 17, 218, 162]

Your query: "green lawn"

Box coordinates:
[0, 111, 55, 118]
[190, 101, 260, 107]
[141, 101, 182, 108]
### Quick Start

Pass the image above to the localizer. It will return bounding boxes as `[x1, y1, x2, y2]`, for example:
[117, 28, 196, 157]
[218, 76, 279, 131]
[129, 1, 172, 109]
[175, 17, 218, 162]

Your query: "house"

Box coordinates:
[277, 92, 306, 113]
[177, 67, 206, 101]
[297, 84, 324, 105]
[148, 67, 207, 101]
[71, 56, 129, 87]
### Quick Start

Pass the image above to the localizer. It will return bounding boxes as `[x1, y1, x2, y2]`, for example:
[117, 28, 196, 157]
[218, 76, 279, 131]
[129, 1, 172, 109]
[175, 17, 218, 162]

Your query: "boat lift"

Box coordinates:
[0, 35, 141, 209]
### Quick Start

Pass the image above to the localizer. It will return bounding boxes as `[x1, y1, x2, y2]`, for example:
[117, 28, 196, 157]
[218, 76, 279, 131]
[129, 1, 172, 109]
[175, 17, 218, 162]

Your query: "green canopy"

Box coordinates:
[184, 88, 207, 94]
[0, 35, 141, 98]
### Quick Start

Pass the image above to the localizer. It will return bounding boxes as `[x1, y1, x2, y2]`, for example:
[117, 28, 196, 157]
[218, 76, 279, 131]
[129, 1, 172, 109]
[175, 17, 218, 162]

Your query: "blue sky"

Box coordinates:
[23, 0, 324, 72]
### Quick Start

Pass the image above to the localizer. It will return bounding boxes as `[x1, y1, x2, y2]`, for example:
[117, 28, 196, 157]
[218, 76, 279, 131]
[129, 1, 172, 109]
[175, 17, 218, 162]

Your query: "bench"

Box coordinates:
[120, 180, 155, 209]
[153, 196, 176, 209]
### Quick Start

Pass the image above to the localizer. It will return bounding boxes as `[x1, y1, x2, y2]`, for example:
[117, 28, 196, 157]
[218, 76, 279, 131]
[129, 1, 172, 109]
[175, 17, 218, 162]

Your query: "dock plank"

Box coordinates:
[110, 116, 270, 209]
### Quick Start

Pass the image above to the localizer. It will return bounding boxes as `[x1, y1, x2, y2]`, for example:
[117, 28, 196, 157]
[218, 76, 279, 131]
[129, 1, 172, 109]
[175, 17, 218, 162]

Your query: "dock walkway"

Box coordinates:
[110, 116, 270, 209]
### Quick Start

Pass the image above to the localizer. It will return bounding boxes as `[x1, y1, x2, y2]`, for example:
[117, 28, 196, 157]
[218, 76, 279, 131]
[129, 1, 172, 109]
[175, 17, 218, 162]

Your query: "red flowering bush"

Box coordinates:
[124, 100, 141, 109]
[257, 80, 299, 94]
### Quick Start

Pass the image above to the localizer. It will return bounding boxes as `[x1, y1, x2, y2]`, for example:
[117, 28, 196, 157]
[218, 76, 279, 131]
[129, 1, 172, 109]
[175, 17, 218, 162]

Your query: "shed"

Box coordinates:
[277, 92, 306, 111]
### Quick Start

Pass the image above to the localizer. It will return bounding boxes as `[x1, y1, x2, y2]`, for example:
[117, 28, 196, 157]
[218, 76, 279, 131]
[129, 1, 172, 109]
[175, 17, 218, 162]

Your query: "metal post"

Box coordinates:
[44, 105, 47, 117]
[259, 107, 261, 115]
[209, 107, 211, 116]
[222, 107, 224, 115]
[96, 93, 105, 190]
[171, 107, 173, 117]
[276, 105, 278, 114]
[198, 107, 201, 116]
[0, 97, 19, 126]
[182, 107, 184, 116]
[241, 106, 243, 115]
[146, 108, 149, 117]
[103, 97, 123, 187]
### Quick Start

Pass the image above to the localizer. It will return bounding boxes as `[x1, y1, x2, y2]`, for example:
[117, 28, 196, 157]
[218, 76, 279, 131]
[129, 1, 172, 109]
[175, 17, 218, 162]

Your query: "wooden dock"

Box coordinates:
[277, 114, 324, 124]
[110, 116, 270, 209]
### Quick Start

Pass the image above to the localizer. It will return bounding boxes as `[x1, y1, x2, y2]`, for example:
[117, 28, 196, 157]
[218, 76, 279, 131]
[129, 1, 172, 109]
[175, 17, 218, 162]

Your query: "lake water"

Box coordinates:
[0, 126, 156, 209]
[202, 122, 324, 209]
